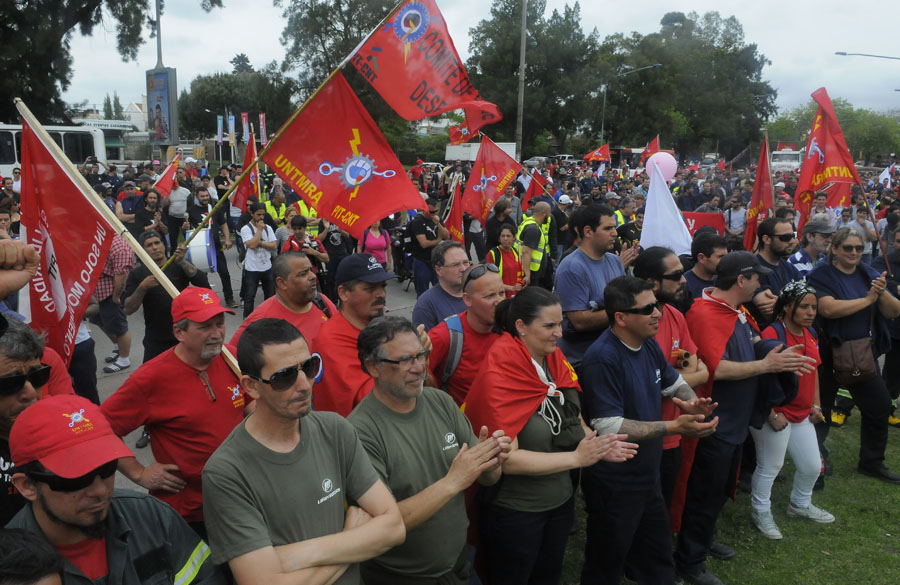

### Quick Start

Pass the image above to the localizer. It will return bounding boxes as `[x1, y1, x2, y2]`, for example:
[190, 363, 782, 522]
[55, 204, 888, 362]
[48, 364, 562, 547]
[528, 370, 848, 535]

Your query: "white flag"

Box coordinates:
[640, 159, 693, 255]
[879, 164, 894, 187]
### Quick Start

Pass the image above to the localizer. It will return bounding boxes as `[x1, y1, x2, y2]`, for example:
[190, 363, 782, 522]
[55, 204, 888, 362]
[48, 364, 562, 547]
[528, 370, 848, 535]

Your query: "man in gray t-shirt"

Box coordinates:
[203, 318, 405, 585]
[348, 315, 510, 584]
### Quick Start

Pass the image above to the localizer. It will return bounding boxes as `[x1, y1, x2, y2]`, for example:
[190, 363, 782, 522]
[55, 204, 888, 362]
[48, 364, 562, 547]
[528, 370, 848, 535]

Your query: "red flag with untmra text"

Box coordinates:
[584, 143, 610, 162]
[640, 135, 660, 165]
[19, 120, 113, 364]
[350, 0, 501, 138]
[261, 72, 424, 239]
[795, 87, 861, 228]
[463, 135, 522, 223]
[744, 137, 774, 252]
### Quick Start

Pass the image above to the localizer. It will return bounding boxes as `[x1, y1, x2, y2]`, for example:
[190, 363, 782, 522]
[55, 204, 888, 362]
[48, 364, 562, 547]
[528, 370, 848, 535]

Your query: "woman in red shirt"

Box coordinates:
[751, 280, 834, 540]
[486, 224, 524, 297]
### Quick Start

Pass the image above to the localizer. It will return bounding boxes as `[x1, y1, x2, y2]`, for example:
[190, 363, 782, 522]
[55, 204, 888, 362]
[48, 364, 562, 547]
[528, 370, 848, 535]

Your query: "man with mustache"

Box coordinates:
[101, 287, 250, 538]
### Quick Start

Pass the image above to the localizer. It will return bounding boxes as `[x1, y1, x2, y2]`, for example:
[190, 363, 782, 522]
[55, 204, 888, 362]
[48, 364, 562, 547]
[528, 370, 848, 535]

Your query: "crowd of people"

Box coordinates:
[0, 152, 899, 585]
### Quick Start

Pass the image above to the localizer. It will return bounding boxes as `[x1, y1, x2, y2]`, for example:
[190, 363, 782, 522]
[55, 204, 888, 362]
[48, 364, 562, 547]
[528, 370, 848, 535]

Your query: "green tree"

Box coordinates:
[230, 53, 253, 74]
[112, 92, 125, 119]
[0, 0, 221, 123]
[103, 94, 114, 119]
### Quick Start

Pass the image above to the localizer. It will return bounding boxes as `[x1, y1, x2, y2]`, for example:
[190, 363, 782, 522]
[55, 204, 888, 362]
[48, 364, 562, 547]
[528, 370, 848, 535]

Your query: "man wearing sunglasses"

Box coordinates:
[204, 318, 405, 585]
[580, 276, 718, 585]
[101, 287, 248, 538]
[8, 395, 225, 585]
[412, 241, 470, 331]
[349, 316, 510, 584]
[752, 217, 800, 328]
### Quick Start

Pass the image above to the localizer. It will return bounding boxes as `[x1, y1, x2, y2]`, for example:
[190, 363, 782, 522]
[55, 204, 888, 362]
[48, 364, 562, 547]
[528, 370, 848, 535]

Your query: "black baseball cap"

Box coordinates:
[335, 254, 396, 285]
[716, 251, 773, 279]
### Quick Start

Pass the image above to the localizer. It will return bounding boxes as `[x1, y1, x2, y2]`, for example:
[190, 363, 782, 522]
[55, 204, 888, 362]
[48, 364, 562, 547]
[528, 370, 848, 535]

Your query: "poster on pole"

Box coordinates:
[228, 115, 236, 147]
[145, 67, 179, 146]
[241, 113, 250, 144]
[259, 113, 268, 145]
[216, 116, 224, 144]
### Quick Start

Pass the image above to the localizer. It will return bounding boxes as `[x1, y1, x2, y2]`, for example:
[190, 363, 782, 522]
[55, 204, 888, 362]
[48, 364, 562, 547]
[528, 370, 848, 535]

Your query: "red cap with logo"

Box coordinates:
[10, 395, 133, 478]
[171, 286, 234, 322]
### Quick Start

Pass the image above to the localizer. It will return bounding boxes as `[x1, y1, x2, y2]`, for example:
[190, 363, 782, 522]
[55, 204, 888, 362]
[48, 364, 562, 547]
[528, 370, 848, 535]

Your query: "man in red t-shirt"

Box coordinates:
[428, 264, 505, 406]
[101, 286, 249, 534]
[231, 252, 337, 347]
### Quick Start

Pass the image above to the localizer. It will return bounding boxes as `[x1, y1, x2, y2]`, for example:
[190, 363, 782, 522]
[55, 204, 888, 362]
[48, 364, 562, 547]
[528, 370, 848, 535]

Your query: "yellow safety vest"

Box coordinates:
[265, 201, 286, 225]
[516, 216, 548, 272]
[293, 200, 319, 237]
[488, 246, 520, 279]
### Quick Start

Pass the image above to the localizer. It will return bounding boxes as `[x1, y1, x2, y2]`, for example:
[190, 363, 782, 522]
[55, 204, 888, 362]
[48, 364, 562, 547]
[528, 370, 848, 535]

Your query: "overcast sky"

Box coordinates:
[63, 0, 900, 117]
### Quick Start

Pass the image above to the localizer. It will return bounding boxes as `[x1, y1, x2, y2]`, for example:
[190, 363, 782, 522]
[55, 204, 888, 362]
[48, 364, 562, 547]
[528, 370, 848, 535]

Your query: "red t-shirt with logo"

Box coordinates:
[230, 294, 336, 347]
[100, 346, 246, 523]
[654, 304, 699, 449]
[428, 312, 501, 406]
[763, 324, 821, 423]
[56, 537, 108, 580]
[311, 312, 374, 417]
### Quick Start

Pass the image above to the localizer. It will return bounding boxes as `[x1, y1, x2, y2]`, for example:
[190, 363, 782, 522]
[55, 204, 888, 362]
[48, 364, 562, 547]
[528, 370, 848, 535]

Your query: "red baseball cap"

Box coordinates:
[171, 286, 234, 322]
[10, 395, 133, 478]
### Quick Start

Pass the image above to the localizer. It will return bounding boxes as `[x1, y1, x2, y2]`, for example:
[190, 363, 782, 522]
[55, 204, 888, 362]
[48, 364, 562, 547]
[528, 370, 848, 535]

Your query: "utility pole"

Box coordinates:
[155, 0, 164, 68]
[515, 0, 527, 161]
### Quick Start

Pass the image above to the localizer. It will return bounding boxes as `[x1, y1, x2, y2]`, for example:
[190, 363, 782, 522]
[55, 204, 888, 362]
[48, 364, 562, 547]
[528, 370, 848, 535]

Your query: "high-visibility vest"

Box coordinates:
[292, 200, 319, 237]
[488, 246, 521, 279]
[516, 216, 548, 272]
[265, 201, 286, 225]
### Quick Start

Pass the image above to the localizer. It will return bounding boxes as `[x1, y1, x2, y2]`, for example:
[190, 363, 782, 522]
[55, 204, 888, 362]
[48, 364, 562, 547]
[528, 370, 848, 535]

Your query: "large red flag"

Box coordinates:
[520, 168, 550, 211]
[640, 135, 660, 165]
[445, 181, 465, 243]
[232, 133, 260, 213]
[795, 87, 861, 227]
[744, 137, 774, 252]
[350, 0, 501, 138]
[584, 144, 610, 162]
[18, 120, 113, 364]
[463, 136, 522, 223]
[776, 142, 797, 151]
[153, 151, 181, 198]
[261, 72, 425, 238]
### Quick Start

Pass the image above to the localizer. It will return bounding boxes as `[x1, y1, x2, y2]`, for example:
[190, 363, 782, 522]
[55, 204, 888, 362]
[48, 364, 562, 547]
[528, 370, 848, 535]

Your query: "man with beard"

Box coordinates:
[101, 287, 250, 537]
[753, 218, 800, 327]
[184, 186, 238, 309]
[8, 395, 225, 584]
[788, 219, 834, 278]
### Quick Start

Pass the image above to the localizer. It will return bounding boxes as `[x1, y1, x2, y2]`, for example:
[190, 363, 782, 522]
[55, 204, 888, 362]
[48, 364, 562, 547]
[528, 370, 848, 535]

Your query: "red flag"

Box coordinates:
[350, 0, 501, 138]
[153, 151, 181, 197]
[683, 212, 726, 236]
[716, 158, 726, 172]
[795, 88, 861, 228]
[19, 120, 113, 364]
[744, 137, 774, 251]
[445, 181, 465, 243]
[640, 135, 660, 165]
[686, 162, 700, 172]
[260, 72, 425, 238]
[520, 168, 550, 211]
[232, 132, 261, 213]
[776, 142, 797, 151]
[462, 136, 522, 223]
[584, 143, 610, 162]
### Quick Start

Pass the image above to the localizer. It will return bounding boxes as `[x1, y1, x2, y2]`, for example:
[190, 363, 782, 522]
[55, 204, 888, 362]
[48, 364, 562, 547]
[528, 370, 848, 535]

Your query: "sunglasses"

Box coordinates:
[620, 302, 658, 316]
[463, 263, 500, 291]
[775, 233, 796, 242]
[0, 364, 51, 396]
[379, 349, 431, 368]
[249, 353, 323, 391]
[840, 244, 865, 253]
[26, 460, 118, 492]
[660, 270, 684, 282]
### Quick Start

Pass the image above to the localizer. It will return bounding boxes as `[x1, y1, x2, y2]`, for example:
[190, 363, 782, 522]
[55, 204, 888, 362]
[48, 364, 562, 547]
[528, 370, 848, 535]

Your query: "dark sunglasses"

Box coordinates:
[462, 263, 500, 291]
[0, 364, 51, 396]
[660, 270, 684, 282]
[249, 353, 323, 391]
[840, 244, 865, 253]
[26, 460, 118, 492]
[775, 233, 796, 242]
[620, 302, 658, 316]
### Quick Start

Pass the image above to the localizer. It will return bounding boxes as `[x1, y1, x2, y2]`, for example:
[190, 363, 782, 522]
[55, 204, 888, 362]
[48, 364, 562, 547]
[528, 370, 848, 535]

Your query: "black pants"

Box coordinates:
[241, 268, 275, 318]
[480, 497, 574, 585]
[581, 475, 675, 585]
[68, 337, 99, 404]
[660, 445, 682, 511]
[465, 230, 487, 263]
[214, 246, 234, 301]
[882, 340, 900, 413]
[166, 214, 183, 247]
[675, 435, 742, 575]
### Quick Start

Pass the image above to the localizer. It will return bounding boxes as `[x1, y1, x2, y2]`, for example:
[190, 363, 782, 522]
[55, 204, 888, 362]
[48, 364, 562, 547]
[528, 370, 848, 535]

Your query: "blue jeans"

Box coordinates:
[241, 269, 275, 318]
[412, 257, 437, 298]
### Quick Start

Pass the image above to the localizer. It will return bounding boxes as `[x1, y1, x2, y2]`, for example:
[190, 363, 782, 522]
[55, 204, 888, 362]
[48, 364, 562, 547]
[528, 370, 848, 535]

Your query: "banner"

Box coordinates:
[776, 142, 797, 151]
[445, 181, 465, 243]
[462, 135, 522, 223]
[232, 133, 260, 213]
[259, 113, 268, 145]
[640, 135, 660, 165]
[640, 159, 692, 255]
[744, 136, 774, 251]
[216, 115, 224, 145]
[350, 0, 501, 139]
[18, 120, 113, 363]
[228, 115, 236, 147]
[241, 112, 250, 144]
[260, 72, 425, 238]
[795, 87, 861, 227]
[584, 144, 610, 162]
[153, 151, 181, 198]
[683, 212, 726, 236]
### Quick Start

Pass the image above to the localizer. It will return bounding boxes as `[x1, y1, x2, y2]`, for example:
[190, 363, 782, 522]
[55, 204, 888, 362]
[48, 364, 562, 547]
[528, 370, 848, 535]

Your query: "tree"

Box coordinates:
[230, 53, 253, 74]
[112, 92, 125, 119]
[103, 94, 114, 119]
[0, 0, 221, 123]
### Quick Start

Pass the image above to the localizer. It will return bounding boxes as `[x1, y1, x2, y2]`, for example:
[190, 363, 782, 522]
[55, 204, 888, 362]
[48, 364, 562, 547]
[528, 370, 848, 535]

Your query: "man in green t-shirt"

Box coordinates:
[202, 319, 406, 585]
[349, 316, 511, 584]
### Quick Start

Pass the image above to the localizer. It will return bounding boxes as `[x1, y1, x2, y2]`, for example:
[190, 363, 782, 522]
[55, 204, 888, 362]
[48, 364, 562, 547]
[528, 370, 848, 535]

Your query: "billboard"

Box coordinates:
[146, 67, 179, 146]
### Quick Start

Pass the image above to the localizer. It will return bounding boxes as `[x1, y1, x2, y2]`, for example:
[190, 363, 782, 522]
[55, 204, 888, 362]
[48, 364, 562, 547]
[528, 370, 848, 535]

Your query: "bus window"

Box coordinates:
[0, 131, 14, 165]
[46, 132, 63, 150]
[63, 132, 95, 162]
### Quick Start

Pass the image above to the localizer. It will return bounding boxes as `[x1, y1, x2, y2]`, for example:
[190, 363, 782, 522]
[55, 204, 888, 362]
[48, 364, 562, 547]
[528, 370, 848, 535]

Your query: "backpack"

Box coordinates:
[440, 314, 464, 389]
[312, 293, 331, 319]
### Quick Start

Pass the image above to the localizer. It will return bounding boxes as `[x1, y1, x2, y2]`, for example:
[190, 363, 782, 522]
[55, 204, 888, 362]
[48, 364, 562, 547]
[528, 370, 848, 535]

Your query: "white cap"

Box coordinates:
[558, 195, 573, 205]
[775, 181, 785, 188]
[185, 156, 197, 164]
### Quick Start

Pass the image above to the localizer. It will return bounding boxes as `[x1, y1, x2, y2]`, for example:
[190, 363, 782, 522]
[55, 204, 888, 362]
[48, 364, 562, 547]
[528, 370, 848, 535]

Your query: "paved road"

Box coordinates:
[103, 245, 420, 489]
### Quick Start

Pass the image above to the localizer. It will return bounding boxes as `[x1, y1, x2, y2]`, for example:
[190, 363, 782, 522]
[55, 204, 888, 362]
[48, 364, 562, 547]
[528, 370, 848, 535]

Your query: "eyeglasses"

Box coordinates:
[379, 349, 431, 368]
[462, 263, 500, 291]
[441, 260, 472, 270]
[660, 270, 684, 282]
[248, 353, 323, 391]
[26, 460, 118, 492]
[619, 302, 658, 316]
[0, 364, 51, 396]
[775, 233, 796, 242]
[840, 244, 865, 253]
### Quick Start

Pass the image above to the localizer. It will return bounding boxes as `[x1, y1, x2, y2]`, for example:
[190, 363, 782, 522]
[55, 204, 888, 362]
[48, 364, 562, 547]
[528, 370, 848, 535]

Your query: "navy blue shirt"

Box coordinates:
[581, 330, 679, 489]
[710, 317, 759, 445]
[684, 269, 714, 302]
[756, 255, 801, 296]
[807, 262, 876, 342]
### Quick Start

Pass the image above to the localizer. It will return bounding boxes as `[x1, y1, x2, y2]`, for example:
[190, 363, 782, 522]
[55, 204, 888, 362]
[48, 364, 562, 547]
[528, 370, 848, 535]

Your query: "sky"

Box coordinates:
[63, 0, 900, 117]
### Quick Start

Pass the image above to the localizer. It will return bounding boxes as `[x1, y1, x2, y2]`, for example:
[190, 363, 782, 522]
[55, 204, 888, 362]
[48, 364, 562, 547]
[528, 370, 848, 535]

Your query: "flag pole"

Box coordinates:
[14, 98, 241, 376]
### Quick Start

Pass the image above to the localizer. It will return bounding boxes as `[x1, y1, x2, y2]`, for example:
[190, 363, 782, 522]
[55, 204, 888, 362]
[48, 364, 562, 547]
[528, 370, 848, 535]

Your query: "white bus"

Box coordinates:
[0, 124, 107, 177]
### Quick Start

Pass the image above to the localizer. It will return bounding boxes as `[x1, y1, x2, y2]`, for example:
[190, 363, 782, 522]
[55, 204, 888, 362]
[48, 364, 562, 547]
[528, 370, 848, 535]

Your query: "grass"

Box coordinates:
[560, 413, 900, 584]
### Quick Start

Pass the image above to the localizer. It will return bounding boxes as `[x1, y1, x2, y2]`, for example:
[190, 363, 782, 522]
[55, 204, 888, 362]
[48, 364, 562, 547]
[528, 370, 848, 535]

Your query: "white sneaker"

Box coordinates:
[787, 503, 835, 524]
[751, 509, 783, 539]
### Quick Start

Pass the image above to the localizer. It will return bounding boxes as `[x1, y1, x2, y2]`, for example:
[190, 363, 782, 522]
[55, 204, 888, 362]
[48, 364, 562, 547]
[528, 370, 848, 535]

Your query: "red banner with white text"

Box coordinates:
[463, 136, 523, 223]
[683, 212, 726, 236]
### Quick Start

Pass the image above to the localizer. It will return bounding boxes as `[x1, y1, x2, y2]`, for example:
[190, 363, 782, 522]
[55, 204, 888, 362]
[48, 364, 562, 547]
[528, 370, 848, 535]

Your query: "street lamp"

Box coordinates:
[835, 51, 900, 61]
[600, 63, 662, 143]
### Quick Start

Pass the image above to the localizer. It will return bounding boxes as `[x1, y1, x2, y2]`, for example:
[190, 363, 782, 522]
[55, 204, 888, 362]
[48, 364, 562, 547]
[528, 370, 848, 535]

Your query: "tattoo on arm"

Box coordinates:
[672, 384, 697, 403]
[618, 419, 667, 441]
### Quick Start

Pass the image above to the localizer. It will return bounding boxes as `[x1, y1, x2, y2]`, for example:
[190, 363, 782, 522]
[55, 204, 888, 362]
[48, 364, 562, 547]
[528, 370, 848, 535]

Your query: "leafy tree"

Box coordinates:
[112, 92, 124, 119]
[103, 94, 114, 119]
[0, 0, 221, 123]
[230, 53, 253, 74]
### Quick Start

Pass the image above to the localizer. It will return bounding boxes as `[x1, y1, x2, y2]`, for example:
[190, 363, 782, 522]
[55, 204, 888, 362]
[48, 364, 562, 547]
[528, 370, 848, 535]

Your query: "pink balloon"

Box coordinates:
[647, 152, 677, 181]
